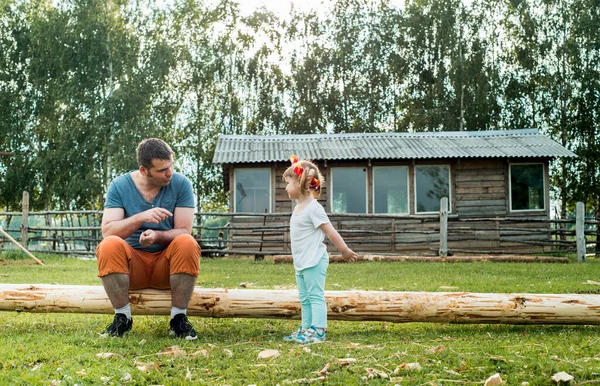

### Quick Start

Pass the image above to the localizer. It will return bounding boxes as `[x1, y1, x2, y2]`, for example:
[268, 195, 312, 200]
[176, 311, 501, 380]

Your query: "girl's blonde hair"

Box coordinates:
[283, 157, 324, 198]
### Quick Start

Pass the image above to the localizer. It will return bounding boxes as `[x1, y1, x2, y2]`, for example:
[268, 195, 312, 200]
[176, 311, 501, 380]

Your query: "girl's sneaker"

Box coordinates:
[293, 327, 326, 344]
[283, 327, 306, 342]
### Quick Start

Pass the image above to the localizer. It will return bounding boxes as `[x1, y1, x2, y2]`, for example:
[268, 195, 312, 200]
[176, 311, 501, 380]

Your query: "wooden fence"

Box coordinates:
[1, 192, 598, 261]
[207, 199, 598, 262]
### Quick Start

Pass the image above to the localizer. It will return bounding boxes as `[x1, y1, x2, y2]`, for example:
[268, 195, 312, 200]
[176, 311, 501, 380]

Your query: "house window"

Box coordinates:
[510, 164, 545, 211]
[373, 166, 409, 214]
[331, 167, 367, 213]
[415, 165, 450, 213]
[234, 168, 270, 213]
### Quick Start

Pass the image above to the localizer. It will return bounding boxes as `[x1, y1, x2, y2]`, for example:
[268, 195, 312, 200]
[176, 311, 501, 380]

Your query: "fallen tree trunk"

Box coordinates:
[1, 284, 598, 324]
[272, 254, 569, 264]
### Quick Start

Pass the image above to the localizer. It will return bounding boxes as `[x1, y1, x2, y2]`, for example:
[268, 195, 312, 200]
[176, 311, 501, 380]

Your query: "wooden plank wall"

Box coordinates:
[227, 215, 554, 255]
[227, 158, 552, 255]
[454, 159, 507, 216]
[229, 161, 328, 252]
[447, 219, 552, 254]
[228, 214, 291, 253]
[273, 162, 328, 213]
[452, 158, 550, 253]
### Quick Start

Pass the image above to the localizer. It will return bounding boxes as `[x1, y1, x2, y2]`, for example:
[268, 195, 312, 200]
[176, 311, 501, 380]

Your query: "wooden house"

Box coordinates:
[212, 129, 576, 255]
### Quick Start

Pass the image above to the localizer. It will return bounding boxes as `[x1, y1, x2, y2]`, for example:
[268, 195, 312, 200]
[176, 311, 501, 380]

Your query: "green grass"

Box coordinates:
[1, 253, 600, 385]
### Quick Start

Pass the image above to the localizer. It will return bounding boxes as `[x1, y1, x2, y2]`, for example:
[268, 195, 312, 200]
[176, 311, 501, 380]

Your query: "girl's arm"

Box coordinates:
[319, 222, 358, 262]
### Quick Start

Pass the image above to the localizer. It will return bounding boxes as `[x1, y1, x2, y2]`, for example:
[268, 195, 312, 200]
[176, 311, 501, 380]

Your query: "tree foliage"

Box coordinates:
[0, 0, 597, 217]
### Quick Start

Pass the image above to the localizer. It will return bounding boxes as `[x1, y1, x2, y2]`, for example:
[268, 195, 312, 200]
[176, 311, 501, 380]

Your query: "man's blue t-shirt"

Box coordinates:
[104, 171, 195, 252]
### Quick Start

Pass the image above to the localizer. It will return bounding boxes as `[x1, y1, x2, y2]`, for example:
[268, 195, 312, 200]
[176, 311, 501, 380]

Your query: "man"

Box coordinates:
[96, 138, 200, 339]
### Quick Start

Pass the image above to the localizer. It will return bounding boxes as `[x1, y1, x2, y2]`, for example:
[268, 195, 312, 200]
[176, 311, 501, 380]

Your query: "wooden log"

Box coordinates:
[272, 254, 569, 264]
[0, 284, 598, 324]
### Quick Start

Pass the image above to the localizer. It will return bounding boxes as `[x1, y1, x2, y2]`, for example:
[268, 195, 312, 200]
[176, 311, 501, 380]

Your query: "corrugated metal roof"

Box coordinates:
[212, 129, 577, 164]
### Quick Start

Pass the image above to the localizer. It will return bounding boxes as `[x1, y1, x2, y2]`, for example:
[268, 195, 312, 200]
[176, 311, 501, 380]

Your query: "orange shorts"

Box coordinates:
[96, 234, 201, 290]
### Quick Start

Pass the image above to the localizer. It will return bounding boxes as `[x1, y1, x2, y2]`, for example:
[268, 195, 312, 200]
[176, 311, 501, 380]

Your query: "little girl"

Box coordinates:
[282, 155, 357, 344]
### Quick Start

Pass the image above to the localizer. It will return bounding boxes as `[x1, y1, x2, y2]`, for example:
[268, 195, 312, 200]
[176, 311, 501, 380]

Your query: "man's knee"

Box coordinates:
[172, 234, 201, 258]
[169, 234, 200, 276]
[96, 235, 130, 276]
[172, 234, 199, 248]
[97, 235, 128, 259]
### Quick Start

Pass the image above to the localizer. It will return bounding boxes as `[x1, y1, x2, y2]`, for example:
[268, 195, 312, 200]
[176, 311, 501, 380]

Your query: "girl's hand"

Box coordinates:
[342, 248, 358, 262]
[320, 222, 357, 263]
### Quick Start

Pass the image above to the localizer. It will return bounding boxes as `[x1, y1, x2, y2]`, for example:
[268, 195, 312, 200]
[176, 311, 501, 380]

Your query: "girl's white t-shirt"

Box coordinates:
[290, 199, 330, 271]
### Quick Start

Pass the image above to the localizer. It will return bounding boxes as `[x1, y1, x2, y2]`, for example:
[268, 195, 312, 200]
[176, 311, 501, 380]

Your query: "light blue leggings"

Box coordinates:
[296, 254, 329, 329]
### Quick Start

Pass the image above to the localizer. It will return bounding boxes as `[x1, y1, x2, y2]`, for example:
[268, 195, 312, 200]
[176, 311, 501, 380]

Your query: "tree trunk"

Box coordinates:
[272, 254, 568, 264]
[1, 284, 598, 325]
[596, 208, 600, 257]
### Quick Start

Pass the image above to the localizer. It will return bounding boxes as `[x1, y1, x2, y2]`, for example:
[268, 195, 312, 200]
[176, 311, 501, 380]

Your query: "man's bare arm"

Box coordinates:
[151, 207, 194, 244]
[102, 207, 173, 239]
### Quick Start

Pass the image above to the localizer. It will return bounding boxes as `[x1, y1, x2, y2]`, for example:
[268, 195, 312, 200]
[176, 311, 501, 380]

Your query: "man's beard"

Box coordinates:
[146, 171, 170, 187]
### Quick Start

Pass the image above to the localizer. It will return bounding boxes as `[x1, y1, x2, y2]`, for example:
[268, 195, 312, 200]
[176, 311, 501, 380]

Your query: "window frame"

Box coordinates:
[372, 165, 410, 215]
[414, 164, 452, 215]
[508, 162, 546, 212]
[329, 166, 369, 214]
[232, 167, 272, 213]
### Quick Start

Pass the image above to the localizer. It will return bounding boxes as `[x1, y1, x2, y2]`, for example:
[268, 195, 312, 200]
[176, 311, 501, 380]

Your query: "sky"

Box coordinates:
[237, 0, 330, 16]
[219, 0, 407, 17]
[234, 0, 476, 16]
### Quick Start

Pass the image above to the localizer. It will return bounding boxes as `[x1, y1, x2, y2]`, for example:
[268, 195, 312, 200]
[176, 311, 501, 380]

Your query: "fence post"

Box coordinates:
[255, 209, 267, 261]
[576, 201, 586, 262]
[21, 191, 29, 248]
[196, 212, 201, 242]
[439, 197, 448, 258]
[391, 218, 396, 253]
[45, 213, 52, 251]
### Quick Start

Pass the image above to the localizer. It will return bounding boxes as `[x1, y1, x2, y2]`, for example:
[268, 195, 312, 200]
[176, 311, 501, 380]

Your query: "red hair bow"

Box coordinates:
[290, 155, 304, 178]
[309, 177, 320, 190]
[289, 155, 321, 190]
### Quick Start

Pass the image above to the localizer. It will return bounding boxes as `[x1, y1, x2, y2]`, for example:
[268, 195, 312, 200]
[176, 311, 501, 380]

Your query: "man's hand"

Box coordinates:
[136, 208, 173, 224]
[342, 248, 358, 262]
[140, 229, 158, 247]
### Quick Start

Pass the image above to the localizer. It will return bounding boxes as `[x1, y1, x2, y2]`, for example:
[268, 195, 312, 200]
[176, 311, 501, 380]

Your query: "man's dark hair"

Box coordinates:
[136, 138, 174, 169]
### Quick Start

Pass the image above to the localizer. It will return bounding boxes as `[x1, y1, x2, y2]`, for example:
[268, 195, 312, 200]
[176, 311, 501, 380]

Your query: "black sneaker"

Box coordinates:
[169, 314, 197, 340]
[101, 313, 132, 337]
